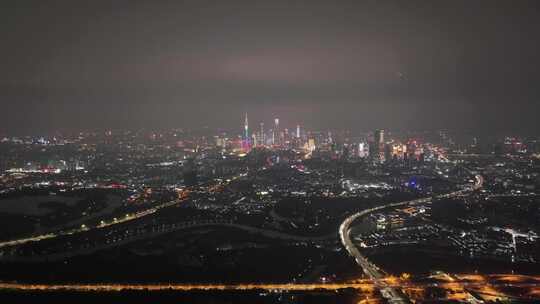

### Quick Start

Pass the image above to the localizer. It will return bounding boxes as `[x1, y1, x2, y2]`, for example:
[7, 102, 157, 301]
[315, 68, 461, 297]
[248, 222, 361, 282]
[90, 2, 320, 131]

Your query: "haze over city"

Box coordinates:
[1, 0, 540, 134]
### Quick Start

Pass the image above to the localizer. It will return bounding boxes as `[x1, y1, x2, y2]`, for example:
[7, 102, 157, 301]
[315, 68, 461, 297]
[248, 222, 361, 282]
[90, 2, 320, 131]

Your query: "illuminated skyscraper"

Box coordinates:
[296, 124, 300, 138]
[358, 142, 367, 158]
[374, 129, 384, 145]
[274, 118, 280, 145]
[244, 113, 249, 141]
[259, 122, 265, 146]
[242, 113, 251, 151]
[371, 129, 385, 162]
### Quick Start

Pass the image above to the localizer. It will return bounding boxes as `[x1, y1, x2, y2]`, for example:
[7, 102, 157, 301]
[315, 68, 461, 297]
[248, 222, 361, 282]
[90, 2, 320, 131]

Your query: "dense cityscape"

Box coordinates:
[3, 0, 540, 302]
[1, 117, 539, 302]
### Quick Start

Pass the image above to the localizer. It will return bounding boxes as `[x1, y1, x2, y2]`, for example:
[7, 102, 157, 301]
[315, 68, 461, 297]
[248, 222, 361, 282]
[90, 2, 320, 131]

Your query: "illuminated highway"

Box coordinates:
[339, 174, 484, 303]
[0, 273, 539, 301]
[0, 282, 376, 292]
[0, 173, 247, 250]
[0, 200, 174, 249]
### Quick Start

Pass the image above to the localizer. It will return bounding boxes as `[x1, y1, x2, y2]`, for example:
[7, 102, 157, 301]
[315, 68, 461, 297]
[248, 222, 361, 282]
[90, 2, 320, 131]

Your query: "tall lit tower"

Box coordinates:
[372, 129, 385, 162]
[375, 129, 384, 144]
[244, 113, 249, 141]
[242, 113, 250, 152]
[296, 124, 300, 138]
[274, 118, 280, 145]
[260, 122, 265, 146]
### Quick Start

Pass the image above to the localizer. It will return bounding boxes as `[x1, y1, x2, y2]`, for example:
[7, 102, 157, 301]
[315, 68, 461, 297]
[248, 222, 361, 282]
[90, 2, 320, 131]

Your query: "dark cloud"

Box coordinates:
[1, 0, 539, 134]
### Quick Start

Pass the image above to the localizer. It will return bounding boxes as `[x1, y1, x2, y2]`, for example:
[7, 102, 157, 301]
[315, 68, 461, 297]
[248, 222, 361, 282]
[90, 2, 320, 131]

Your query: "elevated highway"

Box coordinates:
[339, 174, 483, 303]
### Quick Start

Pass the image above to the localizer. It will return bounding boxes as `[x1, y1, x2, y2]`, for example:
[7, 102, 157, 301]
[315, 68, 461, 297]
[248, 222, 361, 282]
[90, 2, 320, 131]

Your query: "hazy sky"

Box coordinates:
[1, 0, 539, 134]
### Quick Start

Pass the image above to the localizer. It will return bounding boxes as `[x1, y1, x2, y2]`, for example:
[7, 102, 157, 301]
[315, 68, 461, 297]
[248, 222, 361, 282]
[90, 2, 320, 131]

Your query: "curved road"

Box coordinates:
[339, 174, 483, 303]
[0, 173, 248, 250]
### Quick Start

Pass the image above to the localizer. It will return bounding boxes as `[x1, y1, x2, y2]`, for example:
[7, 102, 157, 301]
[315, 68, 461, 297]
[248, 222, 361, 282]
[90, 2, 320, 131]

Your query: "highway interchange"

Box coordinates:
[339, 174, 484, 303]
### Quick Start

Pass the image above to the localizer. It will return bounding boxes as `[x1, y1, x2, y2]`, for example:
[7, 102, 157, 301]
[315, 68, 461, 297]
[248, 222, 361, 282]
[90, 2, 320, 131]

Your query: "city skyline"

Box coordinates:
[1, 1, 540, 303]
[1, 119, 539, 303]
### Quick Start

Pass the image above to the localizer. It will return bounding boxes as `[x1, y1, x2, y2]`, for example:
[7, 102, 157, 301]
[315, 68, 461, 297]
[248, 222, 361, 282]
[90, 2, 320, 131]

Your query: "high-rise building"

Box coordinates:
[374, 129, 384, 145]
[384, 144, 392, 163]
[308, 138, 316, 151]
[371, 129, 385, 162]
[244, 113, 249, 141]
[259, 122, 265, 146]
[242, 113, 251, 151]
[274, 118, 280, 145]
[215, 136, 226, 148]
[296, 124, 300, 138]
[358, 142, 368, 158]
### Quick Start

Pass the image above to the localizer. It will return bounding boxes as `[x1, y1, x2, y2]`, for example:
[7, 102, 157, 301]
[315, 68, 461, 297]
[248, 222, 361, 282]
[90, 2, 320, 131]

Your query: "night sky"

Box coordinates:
[1, 0, 539, 134]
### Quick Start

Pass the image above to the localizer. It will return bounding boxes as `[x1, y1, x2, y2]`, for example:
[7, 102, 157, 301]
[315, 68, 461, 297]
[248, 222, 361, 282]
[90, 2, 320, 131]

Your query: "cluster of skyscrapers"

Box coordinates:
[241, 113, 303, 151]
[236, 115, 433, 164]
